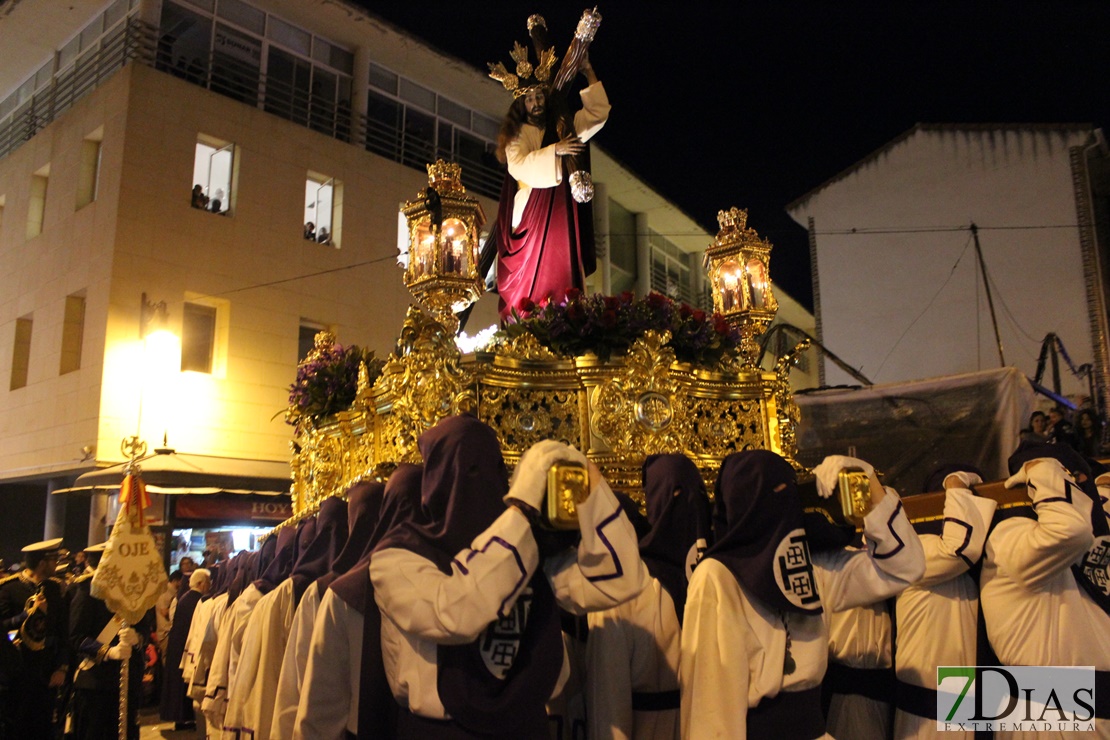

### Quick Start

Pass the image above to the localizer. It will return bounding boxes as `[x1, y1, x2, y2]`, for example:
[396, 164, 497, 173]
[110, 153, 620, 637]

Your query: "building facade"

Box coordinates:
[787, 124, 1109, 405]
[0, 0, 814, 557]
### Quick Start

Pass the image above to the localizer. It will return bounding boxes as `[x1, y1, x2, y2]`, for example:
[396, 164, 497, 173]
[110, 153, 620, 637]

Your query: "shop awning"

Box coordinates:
[53, 448, 292, 496]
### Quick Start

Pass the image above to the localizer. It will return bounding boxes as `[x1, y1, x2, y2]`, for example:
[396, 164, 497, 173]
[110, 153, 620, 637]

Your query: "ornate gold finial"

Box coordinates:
[716, 207, 749, 233]
[303, 330, 336, 365]
[527, 14, 546, 31]
[426, 160, 465, 195]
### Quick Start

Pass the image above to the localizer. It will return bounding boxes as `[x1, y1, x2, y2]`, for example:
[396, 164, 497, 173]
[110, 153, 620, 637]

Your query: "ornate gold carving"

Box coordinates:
[585, 331, 688, 459]
[495, 333, 561, 362]
[371, 307, 474, 464]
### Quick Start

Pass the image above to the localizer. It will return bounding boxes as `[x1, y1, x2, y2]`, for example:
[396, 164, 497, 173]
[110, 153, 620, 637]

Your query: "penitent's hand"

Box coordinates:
[554, 134, 585, 157]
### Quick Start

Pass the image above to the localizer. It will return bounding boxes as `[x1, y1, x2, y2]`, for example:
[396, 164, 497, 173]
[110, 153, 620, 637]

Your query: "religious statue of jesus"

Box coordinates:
[485, 11, 607, 321]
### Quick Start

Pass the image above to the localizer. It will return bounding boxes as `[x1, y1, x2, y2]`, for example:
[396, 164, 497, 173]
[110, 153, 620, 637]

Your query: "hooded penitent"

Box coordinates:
[1007, 441, 1110, 614]
[639, 454, 711, 623]
[330, 465, 424, 740]
[314, 480, 385, 596]
[706, 449, 822, 615]
[289, 496, 348, 605]
[377, 415, 563, 736]
[253, 524, 297, 595]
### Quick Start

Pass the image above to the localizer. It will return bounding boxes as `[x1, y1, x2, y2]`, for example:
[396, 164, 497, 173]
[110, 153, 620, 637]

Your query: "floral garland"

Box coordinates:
[500, 289, 741, 366]
[286, 343, 385, 426]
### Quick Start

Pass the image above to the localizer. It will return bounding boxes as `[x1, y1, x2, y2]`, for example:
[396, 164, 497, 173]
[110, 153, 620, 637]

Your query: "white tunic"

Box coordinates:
[825, 601, 893, 740]
[585, 577, 681, 740]
[202, 584, 264, 734]
[226, 578, 300, 739]
[271, 581, 322, 739]
[182, 596, 214, 684]
[505, 81, 610, 228]
[292, 587, 363, 739]
[893, 488, 996, 740]
[680, 491, 925, 739]
[189, 592, 229, 705]
[980, 462, 1110, 739]
[371, 479, 648, 721]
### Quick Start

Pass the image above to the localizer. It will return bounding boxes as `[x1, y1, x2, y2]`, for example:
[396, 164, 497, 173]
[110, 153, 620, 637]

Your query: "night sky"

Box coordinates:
[363, 1, 1110, 311]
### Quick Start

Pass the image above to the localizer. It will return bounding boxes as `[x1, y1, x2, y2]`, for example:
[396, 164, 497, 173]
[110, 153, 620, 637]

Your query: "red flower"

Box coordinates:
[518, 298, 536, 314]
[693, 309, 706, 323]
[714, 317, 730, 335]
[679, 303, 694, 319]
[604, 296, 621, 311]
[619, 291, 635, 305]
[600, 309, 618, 328]
[563, 287, 582, 303]
[646, 292, 669, 309]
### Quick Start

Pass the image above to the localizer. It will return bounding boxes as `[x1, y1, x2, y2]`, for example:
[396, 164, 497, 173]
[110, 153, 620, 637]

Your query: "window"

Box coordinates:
[10, 315, 32, 390]
[192, 136, 233, 214]
[181, 302, 216, 373]
[298, 322, 328, 362]
[27, 165, 49, 239]
[60, 293, 86, 375]
[304, 174, 339, 247]
[76, 128, 103, 209]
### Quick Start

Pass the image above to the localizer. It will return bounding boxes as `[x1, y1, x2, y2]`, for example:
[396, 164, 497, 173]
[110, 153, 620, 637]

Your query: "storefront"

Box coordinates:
[57, 449, 293, 568]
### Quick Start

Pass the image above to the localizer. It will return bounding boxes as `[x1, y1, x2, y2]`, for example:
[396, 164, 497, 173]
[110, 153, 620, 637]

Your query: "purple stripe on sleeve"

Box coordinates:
[943, 516, 975, 569]
[585, 505, 625, 583]
[871, 500, 906, 560]
[451, 557, 470, 575]
[468, 535, 530, 617]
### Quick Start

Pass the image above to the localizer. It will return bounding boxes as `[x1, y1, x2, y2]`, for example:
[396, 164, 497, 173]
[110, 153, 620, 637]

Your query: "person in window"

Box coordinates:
[191, 185, 208, 209]
[304, 222, 316, 241]
[317, 227, 330, 246]
[210, 189, 224, 214]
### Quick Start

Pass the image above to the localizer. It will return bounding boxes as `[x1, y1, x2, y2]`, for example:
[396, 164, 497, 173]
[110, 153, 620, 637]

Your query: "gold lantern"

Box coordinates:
[703, 207, 778, 364]
[400, 161, 486, 333]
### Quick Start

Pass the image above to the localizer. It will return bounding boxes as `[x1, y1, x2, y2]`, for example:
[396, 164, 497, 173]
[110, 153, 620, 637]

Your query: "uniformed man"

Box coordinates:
[67, 542, 145, 740]
[0, 538, 70, 737]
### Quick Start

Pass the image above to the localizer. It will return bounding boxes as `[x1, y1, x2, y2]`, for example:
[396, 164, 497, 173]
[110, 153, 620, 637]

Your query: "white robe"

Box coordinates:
[680, 491, 925, 739]
[980, 463, 1110, 739]
[893, 488, 996, 740]
[203, 584, 264, 734]
[585, 577, 681, 740]
[271, 581, 322, 739]
[224, 578, 300, 739]
[292, 587, 363, 739]
[505, 81, 610, 228]
[824, 601, 893, 740]
[371, 478, 648, 721]
[182, 596, 214, 685]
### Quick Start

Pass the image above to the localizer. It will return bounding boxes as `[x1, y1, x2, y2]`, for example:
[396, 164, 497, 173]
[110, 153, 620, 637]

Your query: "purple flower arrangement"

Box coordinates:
[502, 289, 742, 366]
[286, 343, 385, 426]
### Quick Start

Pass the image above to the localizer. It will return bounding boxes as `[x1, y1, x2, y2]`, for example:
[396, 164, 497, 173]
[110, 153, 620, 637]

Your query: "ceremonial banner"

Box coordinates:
[92, 473, 169, 624]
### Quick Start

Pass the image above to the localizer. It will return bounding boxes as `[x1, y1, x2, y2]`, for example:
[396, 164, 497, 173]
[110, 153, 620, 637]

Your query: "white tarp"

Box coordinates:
[795, 367, 1033, 493]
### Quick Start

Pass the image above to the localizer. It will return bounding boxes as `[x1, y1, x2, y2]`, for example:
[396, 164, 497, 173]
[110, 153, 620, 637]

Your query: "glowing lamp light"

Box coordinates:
[702, 207, 778, 365]
[399, 161, 486, 334]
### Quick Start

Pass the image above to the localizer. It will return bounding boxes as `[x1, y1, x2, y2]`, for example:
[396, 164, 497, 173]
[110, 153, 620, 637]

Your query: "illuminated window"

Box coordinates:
[304, 174, 340, 247]
[192, 136, 234, 215]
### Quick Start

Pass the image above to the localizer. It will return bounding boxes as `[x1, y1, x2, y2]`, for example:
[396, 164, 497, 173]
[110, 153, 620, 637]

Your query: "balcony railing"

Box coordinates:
[0, 18, 505, 199]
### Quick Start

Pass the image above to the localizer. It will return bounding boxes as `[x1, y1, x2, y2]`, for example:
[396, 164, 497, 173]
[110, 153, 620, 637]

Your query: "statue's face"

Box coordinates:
[524, 89, 546, 122]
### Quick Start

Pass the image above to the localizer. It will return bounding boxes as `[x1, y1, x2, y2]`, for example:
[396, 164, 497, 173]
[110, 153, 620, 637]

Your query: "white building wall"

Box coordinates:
[789, 126, 1095, 395]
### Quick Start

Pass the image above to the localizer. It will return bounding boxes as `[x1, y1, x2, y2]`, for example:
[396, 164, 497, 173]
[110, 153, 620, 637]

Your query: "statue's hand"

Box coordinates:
[555, 134, 585, 157]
